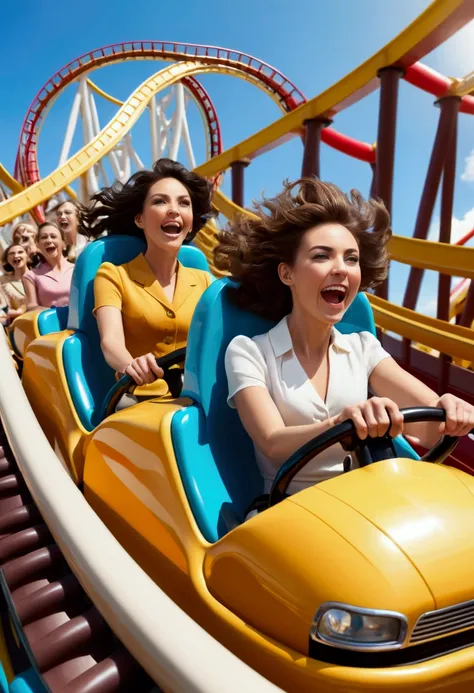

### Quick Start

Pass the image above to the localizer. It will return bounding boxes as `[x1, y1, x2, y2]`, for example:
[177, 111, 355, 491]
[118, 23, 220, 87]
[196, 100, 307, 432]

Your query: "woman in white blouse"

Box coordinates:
[215, 178, 474, 498]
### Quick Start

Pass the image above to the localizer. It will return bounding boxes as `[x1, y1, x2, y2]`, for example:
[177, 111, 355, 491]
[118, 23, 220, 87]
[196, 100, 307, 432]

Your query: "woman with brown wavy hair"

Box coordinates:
[215, 178, 474, 501]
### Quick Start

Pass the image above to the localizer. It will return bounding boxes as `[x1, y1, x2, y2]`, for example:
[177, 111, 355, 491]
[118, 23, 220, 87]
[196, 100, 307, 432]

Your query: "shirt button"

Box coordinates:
[166, 309, 174, 318]
[163, 335, 173, 345]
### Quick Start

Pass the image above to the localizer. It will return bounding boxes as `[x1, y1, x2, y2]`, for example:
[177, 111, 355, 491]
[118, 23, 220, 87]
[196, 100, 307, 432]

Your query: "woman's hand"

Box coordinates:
[431, 394, 474, 437]
[7, 308, 23, 320]
[332, 397, 404, 440]
[123, 353, 164, 386]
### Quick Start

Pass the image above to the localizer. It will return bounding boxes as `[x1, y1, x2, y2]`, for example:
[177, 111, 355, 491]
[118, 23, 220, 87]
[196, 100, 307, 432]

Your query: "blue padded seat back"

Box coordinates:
[62, 236, 211, 431]
[37, 305, 69, 336]
[174, 280, 418, 543]
[67, 236, 146, 334]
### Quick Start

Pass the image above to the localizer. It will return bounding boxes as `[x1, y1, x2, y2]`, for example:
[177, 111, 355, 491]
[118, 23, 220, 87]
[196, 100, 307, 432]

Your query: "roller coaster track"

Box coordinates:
[14, 40, 305, 188]
[2, 60, 285, 223]
[14, 39, 386, 193]
[0, 333, 281, 693]
[77, 76, 223, 174]
[0, 164, 23, 195]
[24, 72, 223, 189]
[193, 0, 474, 178]
[9, 0, 473, 217]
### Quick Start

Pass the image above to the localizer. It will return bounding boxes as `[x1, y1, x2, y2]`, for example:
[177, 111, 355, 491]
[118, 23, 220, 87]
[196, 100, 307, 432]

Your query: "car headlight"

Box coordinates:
[311, 602, 407, 651]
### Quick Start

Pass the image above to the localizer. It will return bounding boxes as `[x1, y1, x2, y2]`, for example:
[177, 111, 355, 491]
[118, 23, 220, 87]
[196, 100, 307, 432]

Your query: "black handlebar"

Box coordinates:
[268, 407, 472, 508]
[99, 347, 186, 420]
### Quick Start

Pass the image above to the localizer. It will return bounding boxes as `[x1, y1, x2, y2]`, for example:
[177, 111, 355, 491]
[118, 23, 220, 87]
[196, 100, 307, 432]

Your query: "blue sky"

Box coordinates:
[1, 0, 474, 310]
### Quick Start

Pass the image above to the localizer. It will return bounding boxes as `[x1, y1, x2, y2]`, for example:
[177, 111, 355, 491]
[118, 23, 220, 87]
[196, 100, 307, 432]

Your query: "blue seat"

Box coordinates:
[61, 236, 211, 431]
[172, 279, 419, 543]
[37, 305, 69, 336]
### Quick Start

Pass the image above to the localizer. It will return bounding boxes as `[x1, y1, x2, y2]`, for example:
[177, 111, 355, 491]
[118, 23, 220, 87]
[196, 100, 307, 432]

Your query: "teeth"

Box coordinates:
[321, 285, 347, 293]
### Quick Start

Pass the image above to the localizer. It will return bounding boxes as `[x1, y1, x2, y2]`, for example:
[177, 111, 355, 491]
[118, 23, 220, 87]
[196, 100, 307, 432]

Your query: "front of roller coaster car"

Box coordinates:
[20, 235, 212, 482]
[82, 279, 474, 692]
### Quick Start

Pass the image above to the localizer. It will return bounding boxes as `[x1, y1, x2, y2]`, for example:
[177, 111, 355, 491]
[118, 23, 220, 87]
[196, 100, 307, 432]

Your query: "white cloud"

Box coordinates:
[461, 150, 474, 182]
[428, 207, 474, 244]
[420, 298, 437, 317]
[427, 20, 474, 78]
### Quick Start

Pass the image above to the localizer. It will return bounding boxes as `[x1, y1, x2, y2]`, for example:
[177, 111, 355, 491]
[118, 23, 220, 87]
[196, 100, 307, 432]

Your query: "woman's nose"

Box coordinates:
[331, 259, 347, 274]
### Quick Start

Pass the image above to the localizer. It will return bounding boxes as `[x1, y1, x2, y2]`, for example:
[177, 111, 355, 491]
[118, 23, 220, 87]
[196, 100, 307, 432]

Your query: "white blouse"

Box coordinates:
[225, 316, 391, 494]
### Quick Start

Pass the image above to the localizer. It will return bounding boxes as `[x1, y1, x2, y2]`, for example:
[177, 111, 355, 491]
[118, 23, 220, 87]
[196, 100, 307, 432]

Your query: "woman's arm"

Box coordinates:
[96, 305, 135, 373]
[7, 306, 26, 320]
[369, 357, 474, 447]
[96, 306, 162, 385]
[22, 277, 40, 311]
[233, 386, 339, 467]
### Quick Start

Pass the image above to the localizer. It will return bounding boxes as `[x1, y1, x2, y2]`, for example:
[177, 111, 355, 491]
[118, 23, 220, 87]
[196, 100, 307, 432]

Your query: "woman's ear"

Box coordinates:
[134, 214, 143, 229]
[278, 262, 293, 286]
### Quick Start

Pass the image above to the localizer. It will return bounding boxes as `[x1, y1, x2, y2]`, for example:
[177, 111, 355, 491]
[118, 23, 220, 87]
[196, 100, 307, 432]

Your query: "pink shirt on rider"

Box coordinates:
[22, 261, 74, 308]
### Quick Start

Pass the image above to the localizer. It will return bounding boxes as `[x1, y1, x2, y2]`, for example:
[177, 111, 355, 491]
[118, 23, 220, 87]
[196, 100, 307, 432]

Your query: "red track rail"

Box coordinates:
[14, 41, 307, 186]
[405, 62, 474, 114]
[182, 77, 222, 159]
[456, 227, 474, 246]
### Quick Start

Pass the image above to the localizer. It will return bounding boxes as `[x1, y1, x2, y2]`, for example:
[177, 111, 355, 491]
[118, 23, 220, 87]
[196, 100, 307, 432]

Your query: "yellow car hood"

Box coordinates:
[293, 458, 474, 610]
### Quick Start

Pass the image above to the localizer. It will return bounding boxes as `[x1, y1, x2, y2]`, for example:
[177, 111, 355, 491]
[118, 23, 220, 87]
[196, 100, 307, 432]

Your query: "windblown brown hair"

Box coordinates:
[214, 178, 392, 321]
[83, 158, 214, 243]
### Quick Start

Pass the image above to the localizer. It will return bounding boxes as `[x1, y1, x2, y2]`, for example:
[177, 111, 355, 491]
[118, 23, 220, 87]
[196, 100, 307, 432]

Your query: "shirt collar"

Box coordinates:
[126, 252, 197, 310]
[268, 315, 352, 358]
[38, 261, 73, 279]
[126, 252, 158, 286]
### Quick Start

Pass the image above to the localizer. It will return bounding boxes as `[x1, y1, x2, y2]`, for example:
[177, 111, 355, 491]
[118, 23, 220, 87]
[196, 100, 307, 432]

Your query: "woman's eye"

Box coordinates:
[346, 256, 360, 264]
[153, 198, 165, 205]
[180, 199, 191, 206]
[312, 253, 328, 261]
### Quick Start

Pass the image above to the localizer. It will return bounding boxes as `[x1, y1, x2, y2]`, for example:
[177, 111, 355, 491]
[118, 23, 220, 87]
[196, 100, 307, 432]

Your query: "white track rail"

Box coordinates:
[0, 332, 282, 693]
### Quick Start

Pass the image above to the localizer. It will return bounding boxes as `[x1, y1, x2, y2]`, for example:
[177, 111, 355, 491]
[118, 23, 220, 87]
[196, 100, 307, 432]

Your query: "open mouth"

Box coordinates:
[320, 285, 348, 305]
[161, 221, 182, 237]
[12, 258, 23, 265]
[44, 245, 57, 253]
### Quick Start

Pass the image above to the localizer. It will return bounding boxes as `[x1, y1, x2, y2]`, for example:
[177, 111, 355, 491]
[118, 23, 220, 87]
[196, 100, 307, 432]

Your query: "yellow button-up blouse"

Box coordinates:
[94, 252, 213, 394]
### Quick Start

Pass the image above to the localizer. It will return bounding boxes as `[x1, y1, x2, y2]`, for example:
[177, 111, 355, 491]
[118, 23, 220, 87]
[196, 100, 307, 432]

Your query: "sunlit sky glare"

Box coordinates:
[1, 0, 474, 309]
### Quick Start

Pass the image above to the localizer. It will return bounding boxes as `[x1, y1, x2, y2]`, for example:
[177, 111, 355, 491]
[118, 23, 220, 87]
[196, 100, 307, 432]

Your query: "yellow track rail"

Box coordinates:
[0, 163, 24, 195]
[450, 283, 469, 320]
[86, 79, 123, 107]
[368, 294, 474, 363]
[85, 78, 219, 163]
[0, 163, 77, 202]
[388, 236, 474, 278]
